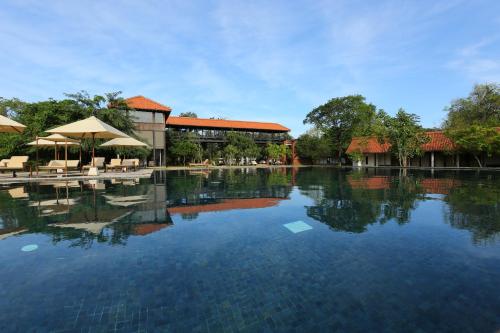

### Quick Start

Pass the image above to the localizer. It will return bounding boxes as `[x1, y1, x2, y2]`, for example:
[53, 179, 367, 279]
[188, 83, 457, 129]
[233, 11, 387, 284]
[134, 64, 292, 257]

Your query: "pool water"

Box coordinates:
[0, 168, 499, 332]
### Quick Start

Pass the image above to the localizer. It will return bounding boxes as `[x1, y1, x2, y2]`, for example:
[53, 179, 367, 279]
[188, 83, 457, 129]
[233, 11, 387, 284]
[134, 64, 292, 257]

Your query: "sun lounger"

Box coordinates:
[105, 159, 123, 172]
[0, 156, 29, 177]
[82, 157, 105, 171]
[106, 158, 139, 172]
[189, 159, 210, 167]
[38, 160, 80, 174]
[122, 159, 139, 171]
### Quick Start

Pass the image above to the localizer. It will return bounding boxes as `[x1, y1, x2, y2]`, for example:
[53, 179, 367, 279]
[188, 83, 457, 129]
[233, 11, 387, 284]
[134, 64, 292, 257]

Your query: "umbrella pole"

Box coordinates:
[92, 133, 96, 167]
[79, 143, 82, 167]
[36, 137, 39, 176]
[65, 140, 68, 176]
[54, 143, 57, 160]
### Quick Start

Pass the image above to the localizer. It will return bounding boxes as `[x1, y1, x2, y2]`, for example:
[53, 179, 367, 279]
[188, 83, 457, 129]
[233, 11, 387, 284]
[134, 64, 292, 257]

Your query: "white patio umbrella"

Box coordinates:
[100, 137, 149, 158]
[27, 137, 80, 160]
[29, 134, 80, 175]
[100, 137, 149, 148]
[0, 115, 26, 133]
[46, 116, 128, 167]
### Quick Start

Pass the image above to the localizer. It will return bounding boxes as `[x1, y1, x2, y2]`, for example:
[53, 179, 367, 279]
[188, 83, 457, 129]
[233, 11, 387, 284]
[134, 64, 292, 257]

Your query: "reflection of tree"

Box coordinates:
[444, 181, 500, 244]
[379, 176, 424, 224]
[298, 169, 425, 233]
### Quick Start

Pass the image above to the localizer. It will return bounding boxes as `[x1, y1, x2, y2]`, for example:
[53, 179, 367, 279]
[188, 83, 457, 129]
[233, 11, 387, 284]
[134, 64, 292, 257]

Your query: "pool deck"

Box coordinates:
[0, 168, 155, 184]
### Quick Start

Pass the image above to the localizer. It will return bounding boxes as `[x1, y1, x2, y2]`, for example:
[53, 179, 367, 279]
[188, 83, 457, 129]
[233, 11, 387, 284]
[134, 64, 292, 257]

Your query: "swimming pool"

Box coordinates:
[0, 168, 499, 332]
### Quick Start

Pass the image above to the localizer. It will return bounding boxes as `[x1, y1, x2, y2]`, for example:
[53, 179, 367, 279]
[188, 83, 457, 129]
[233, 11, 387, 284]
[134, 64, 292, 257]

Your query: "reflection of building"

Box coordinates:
[347, 130, 500, 168]
[167, 198, 285, 215]
[347, 175, 460, 194]
[348, 176, 390, 190]
[132, 223, 172, 236]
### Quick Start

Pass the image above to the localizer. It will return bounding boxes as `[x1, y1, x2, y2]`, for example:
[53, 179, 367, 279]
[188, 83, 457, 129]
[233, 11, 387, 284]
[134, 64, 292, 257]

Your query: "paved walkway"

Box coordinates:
[0, 168, 154, 184]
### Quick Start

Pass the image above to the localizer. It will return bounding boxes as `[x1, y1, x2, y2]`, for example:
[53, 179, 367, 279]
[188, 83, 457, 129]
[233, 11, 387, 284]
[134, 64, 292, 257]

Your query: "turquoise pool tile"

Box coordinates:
[283, 221, 312, 233]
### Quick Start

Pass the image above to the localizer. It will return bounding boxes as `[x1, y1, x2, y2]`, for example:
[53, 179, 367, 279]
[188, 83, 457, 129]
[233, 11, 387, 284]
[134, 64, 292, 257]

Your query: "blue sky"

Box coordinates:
[0, 0, 499, 136]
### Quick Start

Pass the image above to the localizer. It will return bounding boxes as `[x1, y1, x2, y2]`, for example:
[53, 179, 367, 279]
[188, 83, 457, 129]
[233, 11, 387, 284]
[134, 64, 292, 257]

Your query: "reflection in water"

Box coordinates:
[0, 168, 499, 246]
[0, 168, 500, 332]
[297, 168, 500, 242]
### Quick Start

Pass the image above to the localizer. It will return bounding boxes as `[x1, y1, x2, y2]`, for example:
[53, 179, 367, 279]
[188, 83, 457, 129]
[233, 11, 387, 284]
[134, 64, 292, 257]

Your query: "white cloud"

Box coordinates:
[447, 38, 500, 82]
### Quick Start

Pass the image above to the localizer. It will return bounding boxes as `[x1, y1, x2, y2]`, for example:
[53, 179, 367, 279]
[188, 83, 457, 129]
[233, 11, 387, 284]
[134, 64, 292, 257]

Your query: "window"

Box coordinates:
[365, 156, 368, 165]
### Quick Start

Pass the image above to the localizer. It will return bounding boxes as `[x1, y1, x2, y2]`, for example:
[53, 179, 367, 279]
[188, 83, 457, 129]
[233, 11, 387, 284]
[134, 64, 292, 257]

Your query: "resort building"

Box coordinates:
[121, 95, 291, 165]
[165, 116, 290, 144]
[347, 131, 500, 168]
[123, 96, 172, 166]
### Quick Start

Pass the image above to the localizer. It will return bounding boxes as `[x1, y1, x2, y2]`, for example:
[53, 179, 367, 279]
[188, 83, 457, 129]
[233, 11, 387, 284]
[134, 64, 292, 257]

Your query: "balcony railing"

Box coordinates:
[166, 129, 287, 143]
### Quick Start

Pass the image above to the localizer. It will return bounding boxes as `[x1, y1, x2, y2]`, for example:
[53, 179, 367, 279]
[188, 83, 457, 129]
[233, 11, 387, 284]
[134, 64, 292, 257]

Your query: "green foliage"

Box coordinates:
[381, 109, 429, 167]
[169, 132, 201, 165]
[265, 143, 286, 163]
[295, 133, 332, 163]
[446, 125, 500, 167]
[223, 144, 239, 165]
[179, 112, 198, 118]
[0, 92, 140, 161]
[443, 83, 500, 167]
[304, 95, 378, 162]
[225, 131, 261, 162]
[444, 83, 500, 128]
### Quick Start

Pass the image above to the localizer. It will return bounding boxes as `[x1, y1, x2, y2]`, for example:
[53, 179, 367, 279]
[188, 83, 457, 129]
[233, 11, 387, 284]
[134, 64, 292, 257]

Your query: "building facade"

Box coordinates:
[346, 131, 500, 168]
[123, 96, 291, 165]
[124, 96, 172, 166]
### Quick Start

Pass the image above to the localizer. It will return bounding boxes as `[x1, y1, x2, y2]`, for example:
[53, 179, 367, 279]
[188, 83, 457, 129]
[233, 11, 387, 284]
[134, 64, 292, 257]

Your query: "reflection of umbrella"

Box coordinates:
[53, 211, 132, 234]
[47, 116, 128, 167]
[30, 181, 78, 216]
[8, 186, 28, 199]
[103, 194, 148, 207]
[0, 228, 27, 240]
[0, 115, 26, 133]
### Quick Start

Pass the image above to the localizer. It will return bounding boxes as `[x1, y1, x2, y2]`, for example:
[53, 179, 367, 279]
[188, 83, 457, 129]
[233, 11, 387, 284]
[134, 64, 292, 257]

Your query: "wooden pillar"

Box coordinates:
[456, 154, 460, 168]
[431, 151, 435, 168]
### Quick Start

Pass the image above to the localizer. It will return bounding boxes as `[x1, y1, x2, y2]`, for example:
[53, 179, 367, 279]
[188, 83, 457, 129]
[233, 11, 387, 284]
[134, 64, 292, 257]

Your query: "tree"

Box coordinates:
[169, 133, 200, 165]
[303, 95, 378, 164]
[443, 83, 500, 167]
[295, 133, 332, 163]
[0, 92, 140, 160]
[265, 143, 286, 163]
[179, 112, 198, 118]
[444, 83, 500, 128]
[225, 131, 260, 163]
[382, 109, 430, 167]
[447, 125, 500, 167]
[223, 144, 238, 165]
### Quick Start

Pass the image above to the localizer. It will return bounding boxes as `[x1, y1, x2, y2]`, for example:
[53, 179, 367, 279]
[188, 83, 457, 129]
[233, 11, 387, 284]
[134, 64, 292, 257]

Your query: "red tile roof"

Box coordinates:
[166, 116, 290, 132]
[347, 131, 456, 154]
[346, 137, 390, 154]
[167, 198, 285, 215]
[125, 96, 172, 113]
[421, 131, 456, 152]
